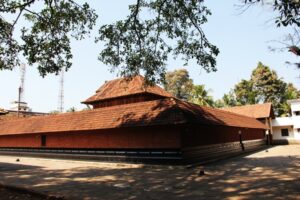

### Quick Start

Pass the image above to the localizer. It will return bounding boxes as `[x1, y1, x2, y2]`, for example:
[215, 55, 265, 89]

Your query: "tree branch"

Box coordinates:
[177, 0, 205, 46]
[68, 0, 84, 9]
[23, 8, 43, 19]
[0, 0, 35, 12]
[11, 8, 24, 31]
[154, 0, 168, 53]
[131, 0, 143, 54]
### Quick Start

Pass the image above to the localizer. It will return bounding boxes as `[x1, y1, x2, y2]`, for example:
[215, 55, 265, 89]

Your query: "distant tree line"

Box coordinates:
[164, 62, 300, 116]
[163, 69, 214, 107]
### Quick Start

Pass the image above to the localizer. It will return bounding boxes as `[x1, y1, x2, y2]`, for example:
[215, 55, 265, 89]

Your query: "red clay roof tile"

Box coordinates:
[221, 103, 275, 119]
[82, 75, 174, 104]
[0, 98, 268, 136]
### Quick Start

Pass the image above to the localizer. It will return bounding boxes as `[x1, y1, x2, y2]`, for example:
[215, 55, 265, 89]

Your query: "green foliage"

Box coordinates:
[66, 107, 76, 112]
[220, 90, 238, 108]
[0, 0, 97, 76]
[48, 110, 60, 115]
[234, 79, 257, 105]
[220, 62, 300, 116]
[1, 0, 218, 82]
[278, 83, 300, 116]
[214, 99, 225, 108]
[189, 84, 214, 107]
[0, 15, 19, 70]
[98, 0, 219, 83]
[164, 69, 194, 100]
[164, 68, 215, 107]
[244, 0, 300, 27]
[251, 62, 286, 103]
[243, 1, 300, 66]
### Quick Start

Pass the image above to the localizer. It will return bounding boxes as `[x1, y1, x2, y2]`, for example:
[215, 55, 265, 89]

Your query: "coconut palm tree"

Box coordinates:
[189, 85, 214, 107]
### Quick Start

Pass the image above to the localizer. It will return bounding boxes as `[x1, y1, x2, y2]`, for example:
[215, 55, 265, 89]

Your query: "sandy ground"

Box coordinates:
[0, 145, 299, 200]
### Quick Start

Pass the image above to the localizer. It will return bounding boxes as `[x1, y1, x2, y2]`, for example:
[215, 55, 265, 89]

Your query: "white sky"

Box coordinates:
[0, 0, 299, 112]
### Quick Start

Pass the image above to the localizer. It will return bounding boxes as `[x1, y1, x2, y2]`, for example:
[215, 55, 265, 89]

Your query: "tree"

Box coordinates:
[243, 1, 300, 66]
[163, 69, 193, 100]
[221, 90, 238, 107]
[243, 0, 300, 28]
[251, 62, 286, 103]
[164, 69, 216, 106]
[214, 99, 225, 108]
[48, 110, 60, 115]
[221, 62, 300, 116]
[279, 83, 300, 116]
[0, 0, 97, 76]
[98, 0, 219, 83]
[234, 79, 257, 105]
[214, 90, 238, 108]
[1, 0, 219, 83]
[285, 83, 300, 100]
[189, 84, 214, 107]
[66, 107, 76, 112]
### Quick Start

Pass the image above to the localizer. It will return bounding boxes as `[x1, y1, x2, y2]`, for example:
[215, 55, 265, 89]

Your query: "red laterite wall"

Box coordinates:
[0, 134, 41, 148]
[0, 124, 266, 150]
[0, 126, 181, 149]
[181, 125, 266, 148]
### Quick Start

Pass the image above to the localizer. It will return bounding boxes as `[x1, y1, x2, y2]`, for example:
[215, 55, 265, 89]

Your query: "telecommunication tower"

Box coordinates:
[13, 63, 30, 116]
[19, 63, 26, 102]
[57, 70, 64, 113]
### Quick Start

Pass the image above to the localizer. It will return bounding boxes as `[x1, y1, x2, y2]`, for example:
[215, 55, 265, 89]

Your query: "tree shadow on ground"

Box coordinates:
[0, 148, 299, 200]
[0, 161, 42, 172]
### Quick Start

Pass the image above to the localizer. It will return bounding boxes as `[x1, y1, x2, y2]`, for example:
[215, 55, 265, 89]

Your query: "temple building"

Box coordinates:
[222, 103, 275, 144]
[0, 76, 268, 164]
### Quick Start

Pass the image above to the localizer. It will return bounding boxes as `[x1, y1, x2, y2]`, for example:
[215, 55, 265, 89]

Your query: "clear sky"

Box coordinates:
[0, 0, 299, 112]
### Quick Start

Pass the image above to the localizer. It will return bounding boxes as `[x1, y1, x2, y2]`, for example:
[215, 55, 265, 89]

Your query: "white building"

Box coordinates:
[272, 99, 300, 144]
[10, 101, 31, 112]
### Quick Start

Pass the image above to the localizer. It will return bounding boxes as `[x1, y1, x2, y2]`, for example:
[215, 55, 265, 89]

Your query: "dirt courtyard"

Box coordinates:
[0, 145, 299, 200]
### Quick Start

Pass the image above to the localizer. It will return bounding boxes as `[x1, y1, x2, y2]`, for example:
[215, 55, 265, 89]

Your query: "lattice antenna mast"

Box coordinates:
[58, 70, 65, 113]
[19, 63, 26, 102]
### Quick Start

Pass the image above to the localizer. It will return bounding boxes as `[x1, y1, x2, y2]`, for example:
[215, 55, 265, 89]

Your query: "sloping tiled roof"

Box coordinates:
[221, 103, 275, 119]
[82, 75, 174, 104]
[0, 98, 268, 136]
[177, 101, 268, 128]
[0, 115, 20, 121]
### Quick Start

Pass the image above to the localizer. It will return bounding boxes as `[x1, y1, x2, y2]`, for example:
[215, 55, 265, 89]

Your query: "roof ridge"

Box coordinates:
[171, 99, 268, 129]
[95, 75, 139, 92]
[0, 98, 177, 123]
[0, 97, 268, 136]
[82, 75, 174, 104]
[212, 106, 264, 120]
[174, 100, 269, 121]
[221, 102, 273, 119]
[222, 102, 272, 108]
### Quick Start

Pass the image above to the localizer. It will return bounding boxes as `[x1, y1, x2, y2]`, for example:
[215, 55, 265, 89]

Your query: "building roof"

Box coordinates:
[82, 75, 174, 104]
[221, 103, 275, 119]
[0, 98, 268, 136]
